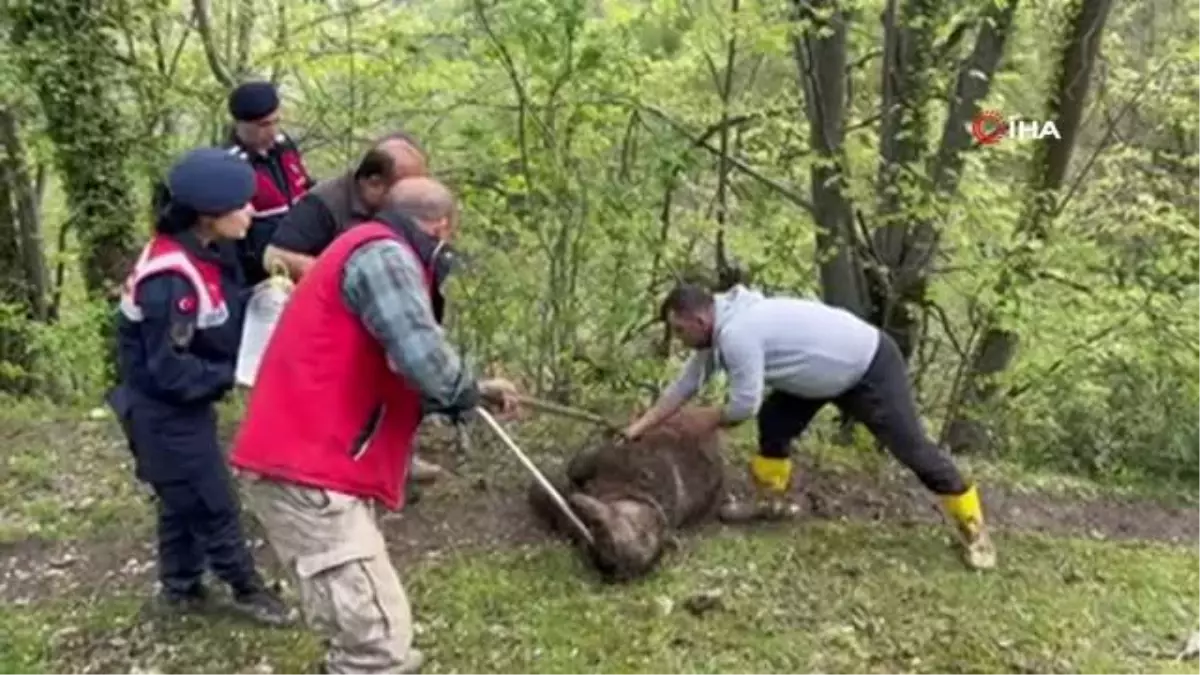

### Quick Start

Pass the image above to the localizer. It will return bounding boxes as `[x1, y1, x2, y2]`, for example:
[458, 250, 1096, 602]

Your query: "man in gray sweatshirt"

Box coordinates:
[623, 282, 996, 570]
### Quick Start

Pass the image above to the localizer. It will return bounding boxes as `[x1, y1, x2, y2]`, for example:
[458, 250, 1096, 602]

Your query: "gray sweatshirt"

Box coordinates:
[661, 285, 881, 422]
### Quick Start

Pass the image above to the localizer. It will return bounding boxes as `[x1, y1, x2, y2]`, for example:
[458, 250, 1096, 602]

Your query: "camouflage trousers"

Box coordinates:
[238, 472, 414, 674]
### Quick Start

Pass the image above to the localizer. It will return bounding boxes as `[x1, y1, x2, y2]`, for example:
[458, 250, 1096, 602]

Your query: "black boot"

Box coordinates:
[158, 582, 213, 615]
[231, 583, 296, 627]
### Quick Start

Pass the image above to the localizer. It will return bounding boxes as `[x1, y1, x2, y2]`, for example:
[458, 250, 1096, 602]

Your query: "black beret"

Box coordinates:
[228, 81, 280, 122]
[166, 148, 256, 215]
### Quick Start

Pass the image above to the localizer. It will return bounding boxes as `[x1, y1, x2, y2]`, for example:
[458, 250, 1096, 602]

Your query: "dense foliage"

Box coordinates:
[0, 0, 1195, 486]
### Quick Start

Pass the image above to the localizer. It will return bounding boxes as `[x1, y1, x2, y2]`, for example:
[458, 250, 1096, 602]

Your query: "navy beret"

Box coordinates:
[228, 81, 279, 122]
[166, 148, 256, 215]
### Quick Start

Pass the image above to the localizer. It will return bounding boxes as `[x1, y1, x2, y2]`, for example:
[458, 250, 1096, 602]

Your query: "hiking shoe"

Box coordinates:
[960, 522, 998, 570]
[231, 587, 297, 627]
[317, 648, 424, 674]
[722, 455, 803, 524]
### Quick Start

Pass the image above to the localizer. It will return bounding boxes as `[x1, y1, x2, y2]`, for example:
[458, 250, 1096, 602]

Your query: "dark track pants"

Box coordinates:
[756, 331, 967, 495]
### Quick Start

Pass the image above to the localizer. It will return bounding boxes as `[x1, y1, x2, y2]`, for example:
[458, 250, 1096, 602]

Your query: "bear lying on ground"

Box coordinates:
[527, 407, 727, 582]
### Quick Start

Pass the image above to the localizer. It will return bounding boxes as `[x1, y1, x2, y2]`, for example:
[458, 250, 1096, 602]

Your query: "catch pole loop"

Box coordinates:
[474, 407, 595, 547]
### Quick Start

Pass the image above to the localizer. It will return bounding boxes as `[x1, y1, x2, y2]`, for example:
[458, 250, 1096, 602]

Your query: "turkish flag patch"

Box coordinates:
[176, 295, 197, 314]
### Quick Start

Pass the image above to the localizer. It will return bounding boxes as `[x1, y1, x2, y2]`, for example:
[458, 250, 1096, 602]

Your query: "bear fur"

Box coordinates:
[527, 407, 726, 582]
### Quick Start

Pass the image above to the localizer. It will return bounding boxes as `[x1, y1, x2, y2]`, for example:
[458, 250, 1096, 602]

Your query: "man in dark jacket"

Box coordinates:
[264, 131, 425, 281]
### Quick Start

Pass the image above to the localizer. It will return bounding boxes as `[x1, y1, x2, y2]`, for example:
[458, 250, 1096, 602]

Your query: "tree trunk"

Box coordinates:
[714, 0, 741, 291]
[0, 108, 50, 322]
[945, 0, 1116, 454]
[0, 106, 45, 393]
[795, 0, 1018, 443]
[869, 0, 941, 360]
[13, 0, 140, 301]
[13, 0, 141, 388]
[791, 0, 871, 318]
[930, 0, 1021, 195]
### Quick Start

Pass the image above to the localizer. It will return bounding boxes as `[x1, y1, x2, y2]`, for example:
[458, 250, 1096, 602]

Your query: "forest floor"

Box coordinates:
[0, 399, 1197, 674]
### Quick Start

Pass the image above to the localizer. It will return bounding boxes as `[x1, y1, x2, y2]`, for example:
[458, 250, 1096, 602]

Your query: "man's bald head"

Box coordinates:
[377, 137, 426, 181]
[353, 131, 429, 212]
[355, 133, 427, 182]
[385, 177, 458, 241]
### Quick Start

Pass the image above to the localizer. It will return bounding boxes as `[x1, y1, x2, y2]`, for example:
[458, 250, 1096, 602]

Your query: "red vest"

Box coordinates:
[228, 135, 312, 219]
[229, 222, 431, 510]
[117, 235, 229, 327]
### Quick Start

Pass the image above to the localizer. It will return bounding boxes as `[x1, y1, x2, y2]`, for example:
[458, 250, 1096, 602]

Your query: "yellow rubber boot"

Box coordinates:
[751, 455, 792, 493]
[941, 484, 997, 570]
[719, 455, 801, 523]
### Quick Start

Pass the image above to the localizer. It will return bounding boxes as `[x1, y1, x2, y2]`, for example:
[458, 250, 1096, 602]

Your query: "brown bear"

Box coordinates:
[528, 407, 727, 582]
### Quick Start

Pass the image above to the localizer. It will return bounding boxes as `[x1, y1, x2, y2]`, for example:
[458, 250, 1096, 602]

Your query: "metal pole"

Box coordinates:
[515, 395, 619, 431]
[474, 407, 595, 547]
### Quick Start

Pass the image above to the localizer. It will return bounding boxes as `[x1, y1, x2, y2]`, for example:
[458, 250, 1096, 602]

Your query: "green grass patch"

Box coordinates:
[0, 593, 322, 674]
[0, 396, 266, 544]
[962, 457, 1199, 506]
[3, 522, 1196, 674]
[0, 402, 151, 544]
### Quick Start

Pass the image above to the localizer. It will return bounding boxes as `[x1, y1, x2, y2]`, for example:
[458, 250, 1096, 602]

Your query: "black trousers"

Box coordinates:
[108, 387, 262, 599]
[151, 464, 263, 598]
[756, 331, 967, 496]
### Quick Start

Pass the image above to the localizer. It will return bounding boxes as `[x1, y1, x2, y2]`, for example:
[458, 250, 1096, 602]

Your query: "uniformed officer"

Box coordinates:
[107, 148, 295, 624]
[225, 80, 316, 286]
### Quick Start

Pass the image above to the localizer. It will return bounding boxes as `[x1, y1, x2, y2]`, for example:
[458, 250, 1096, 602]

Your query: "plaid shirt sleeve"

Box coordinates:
[340, 240, 480, 411]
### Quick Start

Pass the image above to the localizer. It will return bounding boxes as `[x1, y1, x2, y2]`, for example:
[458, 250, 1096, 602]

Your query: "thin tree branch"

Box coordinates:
[637, 104, 816, 215]
[192, 0, 233, 88]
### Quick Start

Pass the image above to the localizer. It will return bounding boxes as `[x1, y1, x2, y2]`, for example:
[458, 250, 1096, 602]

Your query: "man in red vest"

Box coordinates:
[230, 177, 517, 674]
[225, 80, 316, 286]
[262, 132, 450, 490]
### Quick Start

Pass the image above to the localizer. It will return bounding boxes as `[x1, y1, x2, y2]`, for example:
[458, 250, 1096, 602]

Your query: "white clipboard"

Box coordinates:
[235, 279, 292, 387]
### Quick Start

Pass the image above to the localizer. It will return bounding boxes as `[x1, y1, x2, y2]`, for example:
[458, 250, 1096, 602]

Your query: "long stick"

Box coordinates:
[474, 407, 595, 546]
[516, 395, 619, 431]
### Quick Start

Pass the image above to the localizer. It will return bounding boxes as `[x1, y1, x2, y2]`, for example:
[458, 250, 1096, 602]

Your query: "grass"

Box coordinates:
[0, 395, 608, 545]
[1, 521, 1196, 674]
[0, 395, 1192, 547]
[0, 405, 151, 544]
[1, 398, 1196, 673]
[0, 396, 257, 544]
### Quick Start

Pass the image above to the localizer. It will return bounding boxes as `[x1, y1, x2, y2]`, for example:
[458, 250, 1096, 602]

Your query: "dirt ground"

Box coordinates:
[2, 418, 1196, 607]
